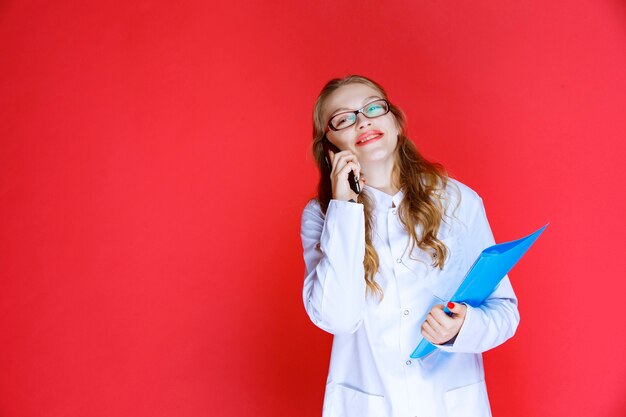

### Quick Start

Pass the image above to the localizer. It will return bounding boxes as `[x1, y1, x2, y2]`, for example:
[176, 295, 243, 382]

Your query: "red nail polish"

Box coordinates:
[447, 302, 455, 310]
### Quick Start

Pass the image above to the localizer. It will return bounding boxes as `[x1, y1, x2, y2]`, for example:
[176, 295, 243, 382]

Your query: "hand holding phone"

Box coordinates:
[322, 138, 361, 198]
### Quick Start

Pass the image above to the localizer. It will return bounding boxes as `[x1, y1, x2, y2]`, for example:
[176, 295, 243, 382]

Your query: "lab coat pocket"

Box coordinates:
[327, 384, 389, 417]
[444, 380, 491, 417]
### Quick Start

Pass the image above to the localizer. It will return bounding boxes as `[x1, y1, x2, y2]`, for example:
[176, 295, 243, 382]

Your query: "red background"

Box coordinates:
[1, 1, 625, 416]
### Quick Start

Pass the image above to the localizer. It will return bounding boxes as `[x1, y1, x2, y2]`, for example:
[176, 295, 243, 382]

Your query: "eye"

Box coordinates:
[365, 101, 387, 116]
[332, 113, 356, 128]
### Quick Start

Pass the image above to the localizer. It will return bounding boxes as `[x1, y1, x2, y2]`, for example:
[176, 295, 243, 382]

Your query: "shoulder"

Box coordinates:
[303, 198, 322, 213]
[301, 198, 324, 223]
[445, 178, 483, 205]
[443, 178, 484, 225]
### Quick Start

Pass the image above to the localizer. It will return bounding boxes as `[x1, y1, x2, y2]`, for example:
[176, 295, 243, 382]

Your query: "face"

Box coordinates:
[323, 83, 399, 166]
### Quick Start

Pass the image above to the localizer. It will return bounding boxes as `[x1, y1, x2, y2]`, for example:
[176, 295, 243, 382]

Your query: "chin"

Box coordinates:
[360, 150, 394, 164]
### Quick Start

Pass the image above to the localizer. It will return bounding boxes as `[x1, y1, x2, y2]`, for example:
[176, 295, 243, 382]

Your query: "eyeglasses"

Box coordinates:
[327, 99, 390, 131]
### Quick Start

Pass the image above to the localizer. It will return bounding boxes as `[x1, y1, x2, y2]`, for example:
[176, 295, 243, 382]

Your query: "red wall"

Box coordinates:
[1, 1, 625, 416]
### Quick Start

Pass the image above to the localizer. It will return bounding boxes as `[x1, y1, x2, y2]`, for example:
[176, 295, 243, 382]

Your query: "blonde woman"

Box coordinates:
[301, 75, 519, 417]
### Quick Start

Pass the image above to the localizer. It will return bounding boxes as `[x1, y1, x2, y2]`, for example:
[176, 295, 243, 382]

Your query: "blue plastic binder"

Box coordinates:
[410, 224, 549, 359]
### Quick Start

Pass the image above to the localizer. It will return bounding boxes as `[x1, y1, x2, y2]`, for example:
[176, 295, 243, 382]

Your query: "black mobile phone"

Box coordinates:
[322, 138, 361, 195]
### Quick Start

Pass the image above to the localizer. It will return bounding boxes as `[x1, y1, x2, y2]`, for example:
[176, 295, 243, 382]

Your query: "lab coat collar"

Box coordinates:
[362, 185, 404, 210]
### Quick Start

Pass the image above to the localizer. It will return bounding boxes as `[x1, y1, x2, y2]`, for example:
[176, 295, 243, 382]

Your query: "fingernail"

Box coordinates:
[447, 302, 455, 309]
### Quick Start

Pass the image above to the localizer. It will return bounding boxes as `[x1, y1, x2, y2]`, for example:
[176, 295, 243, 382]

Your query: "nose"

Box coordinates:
[355, 112, 372, 130]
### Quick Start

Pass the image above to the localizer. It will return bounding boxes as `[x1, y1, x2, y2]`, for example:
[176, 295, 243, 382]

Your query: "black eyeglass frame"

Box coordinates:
[326, 99, 391, 131]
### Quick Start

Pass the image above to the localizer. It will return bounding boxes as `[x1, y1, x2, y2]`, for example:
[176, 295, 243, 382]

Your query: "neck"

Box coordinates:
[361, 157, 399, 196]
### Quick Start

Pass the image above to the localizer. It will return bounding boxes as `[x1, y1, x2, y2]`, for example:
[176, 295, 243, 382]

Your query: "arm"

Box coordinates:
[430, 195, 520, 353]
[301, 199, 367, 335]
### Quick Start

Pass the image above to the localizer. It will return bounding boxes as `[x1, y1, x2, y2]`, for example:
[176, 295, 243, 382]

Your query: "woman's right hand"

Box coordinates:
[328, 150, 366, 202]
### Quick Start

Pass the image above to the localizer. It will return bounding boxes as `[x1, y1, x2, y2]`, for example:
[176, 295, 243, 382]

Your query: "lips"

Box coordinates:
[356, 130, 383, 146]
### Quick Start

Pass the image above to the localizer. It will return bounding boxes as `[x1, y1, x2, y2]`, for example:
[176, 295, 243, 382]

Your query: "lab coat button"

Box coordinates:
[403, 310, 410, 315]
[406, 360, 412, 366]
[396, 258, 402, 263]
[392, 209, 397, 215]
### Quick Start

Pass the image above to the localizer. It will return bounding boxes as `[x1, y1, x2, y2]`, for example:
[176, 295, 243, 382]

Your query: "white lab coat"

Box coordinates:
[301, 179, 519, 417]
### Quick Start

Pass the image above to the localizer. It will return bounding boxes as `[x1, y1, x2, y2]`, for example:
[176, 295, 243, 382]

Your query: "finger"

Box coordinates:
[421, 321, 441, 344]
[429, 304, 451, 324]
[430, 307, 454, 325]
[331, 152, 359, 172]
[328, 150, 335, 165]
[336, 162, 360, 181]
[425, 318, 456, 345]
[426, 312, 445, 333]
[447, 302, 467, 318]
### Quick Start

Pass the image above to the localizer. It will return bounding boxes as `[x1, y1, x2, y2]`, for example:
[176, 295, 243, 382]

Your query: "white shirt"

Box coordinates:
[300, 179, 519, 417]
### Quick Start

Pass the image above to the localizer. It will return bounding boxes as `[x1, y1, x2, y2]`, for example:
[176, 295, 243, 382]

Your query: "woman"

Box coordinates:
[300, 75, 520, 417]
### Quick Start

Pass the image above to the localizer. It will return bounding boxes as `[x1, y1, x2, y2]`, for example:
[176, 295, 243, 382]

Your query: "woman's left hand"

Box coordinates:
[421, 302, 467, 345]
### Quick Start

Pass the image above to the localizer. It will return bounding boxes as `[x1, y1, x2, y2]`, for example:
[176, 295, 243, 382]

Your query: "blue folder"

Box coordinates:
[410, 223, 548, 359]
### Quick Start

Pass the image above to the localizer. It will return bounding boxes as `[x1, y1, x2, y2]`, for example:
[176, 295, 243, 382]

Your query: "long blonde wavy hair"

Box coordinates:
[312, 75, 450, 300]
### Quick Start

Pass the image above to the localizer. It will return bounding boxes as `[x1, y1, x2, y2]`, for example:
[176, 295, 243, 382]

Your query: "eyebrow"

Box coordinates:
[329, 96, 383, 117]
